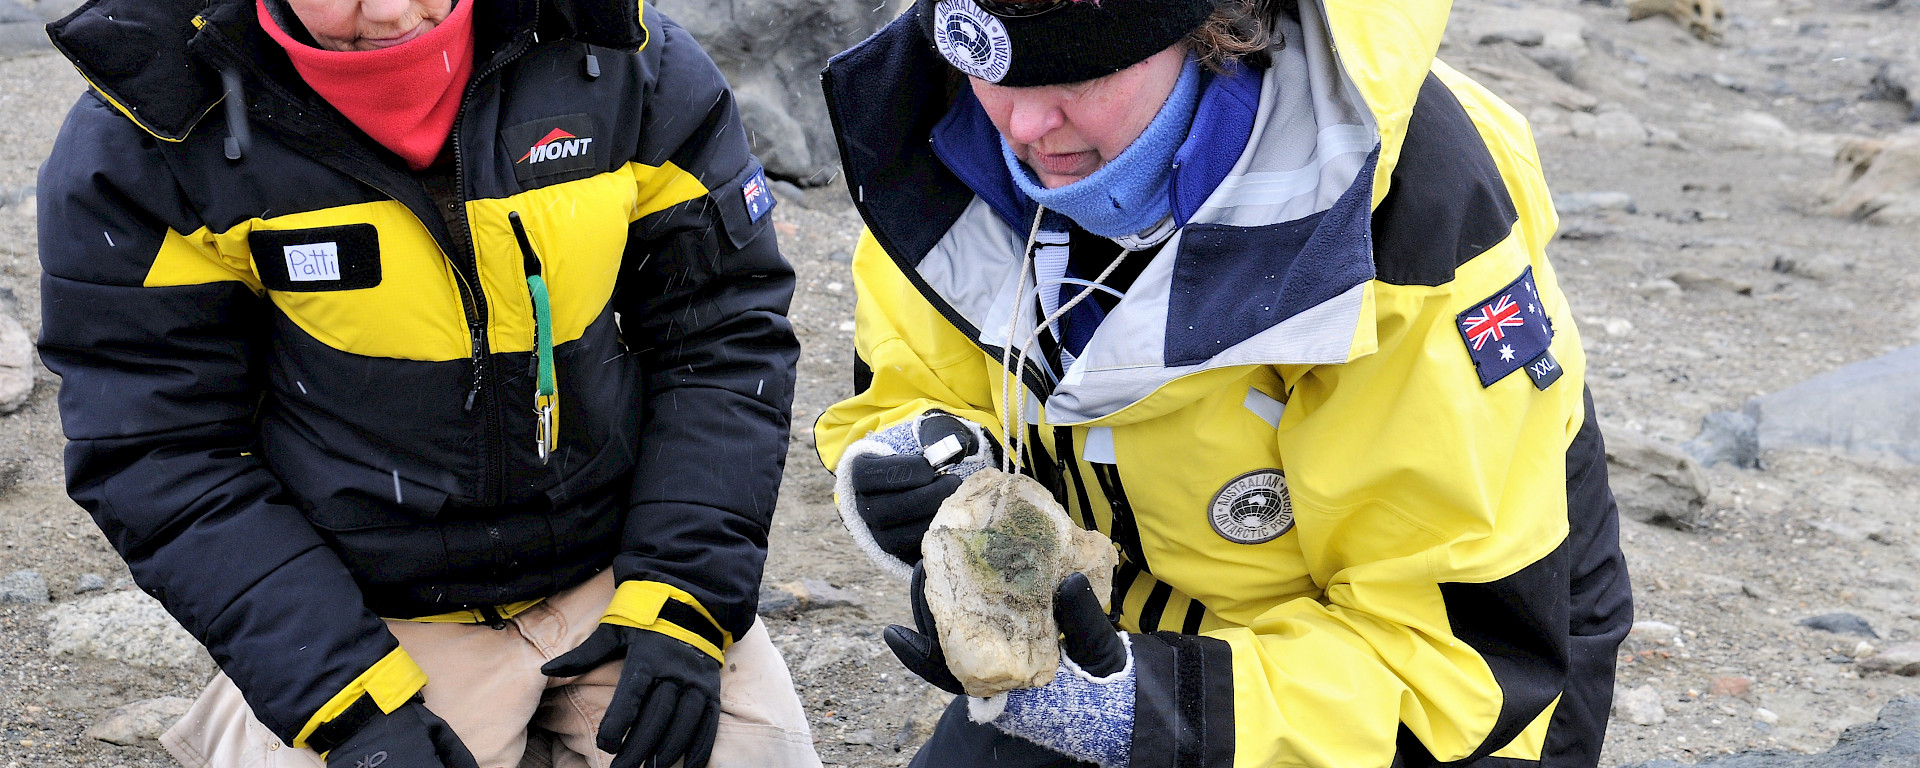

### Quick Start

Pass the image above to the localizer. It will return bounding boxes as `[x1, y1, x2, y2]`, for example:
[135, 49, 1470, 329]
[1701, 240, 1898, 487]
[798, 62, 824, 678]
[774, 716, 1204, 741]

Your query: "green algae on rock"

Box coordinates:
[921, 468, 1117, 697]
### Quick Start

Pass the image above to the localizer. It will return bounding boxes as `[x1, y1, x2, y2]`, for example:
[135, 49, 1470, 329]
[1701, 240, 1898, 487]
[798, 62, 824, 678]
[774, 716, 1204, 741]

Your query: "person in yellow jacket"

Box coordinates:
[812, 0, 1633, 766]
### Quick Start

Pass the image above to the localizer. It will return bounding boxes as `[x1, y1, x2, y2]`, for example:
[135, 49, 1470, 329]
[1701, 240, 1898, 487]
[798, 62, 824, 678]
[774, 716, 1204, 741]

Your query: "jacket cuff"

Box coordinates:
[1129, 632, 1236, 768]
[603, 579, 731, 663]
[833, 435, 917, 582]
[292, 646, 428, 750]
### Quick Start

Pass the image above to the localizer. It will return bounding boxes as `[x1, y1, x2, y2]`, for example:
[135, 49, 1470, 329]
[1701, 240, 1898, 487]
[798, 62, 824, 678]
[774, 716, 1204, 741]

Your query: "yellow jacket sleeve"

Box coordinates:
[814, 229, 1009, 469]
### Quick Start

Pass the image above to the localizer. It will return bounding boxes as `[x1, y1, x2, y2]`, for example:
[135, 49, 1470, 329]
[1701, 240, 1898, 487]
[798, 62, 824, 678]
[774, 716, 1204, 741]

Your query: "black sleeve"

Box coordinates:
[36, 95, 402, 743]
[610, 10, 800, 639]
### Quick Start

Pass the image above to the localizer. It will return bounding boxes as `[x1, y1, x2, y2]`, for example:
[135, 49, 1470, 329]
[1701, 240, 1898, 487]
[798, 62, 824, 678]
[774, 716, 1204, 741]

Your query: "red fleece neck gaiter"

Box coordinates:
[258, 0, 476, 170]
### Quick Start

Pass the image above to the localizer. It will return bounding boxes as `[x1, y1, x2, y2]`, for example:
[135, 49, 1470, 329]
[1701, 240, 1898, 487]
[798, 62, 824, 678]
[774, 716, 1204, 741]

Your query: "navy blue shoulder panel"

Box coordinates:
[1171, 62, 1262, 227]
[821, 11, 978, 269]
[930, 88, 1032, 233]
[1370, 74, 1520, 287]
[1165, 149, 1379, 367]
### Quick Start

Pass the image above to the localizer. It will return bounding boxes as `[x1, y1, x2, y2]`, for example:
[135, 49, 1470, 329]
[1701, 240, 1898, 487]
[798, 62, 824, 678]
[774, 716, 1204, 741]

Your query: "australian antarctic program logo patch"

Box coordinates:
[1457, 266, 1561, 391]
[933, 0, 1013, 83]
[1210, 470, 1294, 544]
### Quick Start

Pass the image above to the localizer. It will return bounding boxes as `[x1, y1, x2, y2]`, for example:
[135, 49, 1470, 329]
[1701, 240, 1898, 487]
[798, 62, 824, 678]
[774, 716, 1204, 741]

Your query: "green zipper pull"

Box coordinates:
[508, 212, 558, 464]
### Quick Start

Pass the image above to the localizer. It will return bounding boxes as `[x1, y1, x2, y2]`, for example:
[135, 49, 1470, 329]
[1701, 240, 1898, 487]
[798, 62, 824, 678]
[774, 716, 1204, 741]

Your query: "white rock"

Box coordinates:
[1721, 112, 1844, 157]
[1554, 191, 1636, 216]
[43, 590, 205, 668]
[1613, 684, 1668, 725]
[0, 312, 34, 414]
[83, 696, 193, 746]
[1821, 135, 1920, 226]
[1638, 278, 1683, 298]
[1754, 707, 1779, 725]
[1569, 112, 1599, 139]
[1630, 620, 1681, 641]
[1858, 641, 1920, 676]
[922, 469, 1117, 697]
[1593, 111, 1649, 147]
[1627, 0, 1724, 42]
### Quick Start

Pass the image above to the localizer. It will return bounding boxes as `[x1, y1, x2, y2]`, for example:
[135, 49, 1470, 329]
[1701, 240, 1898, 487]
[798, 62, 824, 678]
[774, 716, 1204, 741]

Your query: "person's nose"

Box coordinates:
[1003, 92, 1065, 146]
[358, 0, 413, 24]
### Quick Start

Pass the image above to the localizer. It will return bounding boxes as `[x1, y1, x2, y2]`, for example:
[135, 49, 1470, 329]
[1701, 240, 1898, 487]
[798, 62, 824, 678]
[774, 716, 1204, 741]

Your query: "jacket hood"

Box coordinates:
[1318, 0, 1453, 207]
[44, 0, 648, 143]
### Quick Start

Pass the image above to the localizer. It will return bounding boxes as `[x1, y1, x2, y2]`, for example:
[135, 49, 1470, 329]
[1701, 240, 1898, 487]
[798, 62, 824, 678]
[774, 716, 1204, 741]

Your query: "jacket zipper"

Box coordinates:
[445, 11, 537, 504]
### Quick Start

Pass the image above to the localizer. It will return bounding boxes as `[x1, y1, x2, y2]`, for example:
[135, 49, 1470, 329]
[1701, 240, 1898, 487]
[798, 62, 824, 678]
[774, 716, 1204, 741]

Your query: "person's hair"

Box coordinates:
[1186, 0, 1292, 73]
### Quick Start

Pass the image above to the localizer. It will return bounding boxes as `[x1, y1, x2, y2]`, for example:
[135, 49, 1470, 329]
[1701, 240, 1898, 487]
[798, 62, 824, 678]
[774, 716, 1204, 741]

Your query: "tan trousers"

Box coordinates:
[161, 570, 820, 768]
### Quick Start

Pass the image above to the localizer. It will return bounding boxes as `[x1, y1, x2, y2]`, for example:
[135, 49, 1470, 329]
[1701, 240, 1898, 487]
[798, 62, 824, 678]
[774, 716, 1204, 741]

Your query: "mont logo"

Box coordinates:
[503, 115, 598, 183]
[518, 128, 594, 166]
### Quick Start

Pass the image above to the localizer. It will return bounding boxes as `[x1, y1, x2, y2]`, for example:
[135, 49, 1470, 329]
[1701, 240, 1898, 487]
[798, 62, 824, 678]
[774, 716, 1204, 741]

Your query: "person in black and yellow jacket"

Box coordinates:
[36, 0, 816, 767]
[814, 0, 1633, 766]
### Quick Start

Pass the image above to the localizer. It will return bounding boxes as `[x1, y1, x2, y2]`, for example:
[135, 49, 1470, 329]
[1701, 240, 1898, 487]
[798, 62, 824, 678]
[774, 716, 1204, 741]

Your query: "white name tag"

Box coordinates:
[283, 242, 341, 282]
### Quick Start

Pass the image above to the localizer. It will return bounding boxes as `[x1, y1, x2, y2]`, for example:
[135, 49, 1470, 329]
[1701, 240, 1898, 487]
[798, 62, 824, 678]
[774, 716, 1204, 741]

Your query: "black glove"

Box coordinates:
[847, 413, 998, 565]
[886, 567, 1124, 697]
[881, 562, 968, 695]
[1054, 571, 1127, 677]
[322, 700, 478, 768]
[541, 625, 721, 768]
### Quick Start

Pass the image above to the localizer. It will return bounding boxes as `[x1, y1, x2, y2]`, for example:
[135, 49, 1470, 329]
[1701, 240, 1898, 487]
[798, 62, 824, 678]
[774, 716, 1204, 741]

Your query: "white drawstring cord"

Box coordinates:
[1040, 277, 1128, 302]
[997, 206, 1136, 475]
[998, 208, 1047, 475]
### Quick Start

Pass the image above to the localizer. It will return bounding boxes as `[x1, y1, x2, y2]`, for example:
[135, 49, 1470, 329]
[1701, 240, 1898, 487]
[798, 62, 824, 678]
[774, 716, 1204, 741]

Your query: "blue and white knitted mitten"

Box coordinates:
[968, 634, 1136, 768]
[833, 411, 997, 579]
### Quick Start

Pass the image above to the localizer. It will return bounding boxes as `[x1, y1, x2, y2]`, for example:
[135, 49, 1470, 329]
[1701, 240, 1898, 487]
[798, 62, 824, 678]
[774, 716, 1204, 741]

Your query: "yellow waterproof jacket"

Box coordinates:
[816, 1, 1631, 766]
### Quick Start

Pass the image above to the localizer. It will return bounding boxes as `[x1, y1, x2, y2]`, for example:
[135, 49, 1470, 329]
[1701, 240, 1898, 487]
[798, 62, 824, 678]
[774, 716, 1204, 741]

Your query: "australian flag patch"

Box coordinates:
[1457, 266, 1561, 390]
[742, 167, 775, 223]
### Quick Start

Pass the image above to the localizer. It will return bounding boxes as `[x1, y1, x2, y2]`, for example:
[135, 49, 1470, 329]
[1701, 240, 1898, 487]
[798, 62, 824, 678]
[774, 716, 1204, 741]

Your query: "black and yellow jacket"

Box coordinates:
[37, 0, 797, 747]
[815, 1, 1630, 766]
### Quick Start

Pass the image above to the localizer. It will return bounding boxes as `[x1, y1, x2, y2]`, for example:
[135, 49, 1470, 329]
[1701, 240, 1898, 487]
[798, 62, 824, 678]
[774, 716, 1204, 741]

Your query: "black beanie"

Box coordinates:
[916, 0, 1220, 87]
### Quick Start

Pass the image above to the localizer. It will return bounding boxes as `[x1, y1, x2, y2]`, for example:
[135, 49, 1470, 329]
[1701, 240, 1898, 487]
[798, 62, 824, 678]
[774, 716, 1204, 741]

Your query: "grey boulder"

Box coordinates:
[1, 570, 49, 604]
[654, 0, 896, 185]
[1604, 425, 1711, 528]
[1744, 345, 1920, 464]
[1683, 411, 1759, 469]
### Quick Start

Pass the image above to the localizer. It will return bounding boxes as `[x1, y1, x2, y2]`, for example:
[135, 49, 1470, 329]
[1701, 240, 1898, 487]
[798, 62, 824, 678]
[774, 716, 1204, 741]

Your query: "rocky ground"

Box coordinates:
[2, 0, 1919, 766]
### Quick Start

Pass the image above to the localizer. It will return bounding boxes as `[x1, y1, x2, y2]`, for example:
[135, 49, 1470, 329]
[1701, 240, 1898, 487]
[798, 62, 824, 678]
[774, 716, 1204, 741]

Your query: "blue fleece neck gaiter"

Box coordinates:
[1002, 57, 1202, 238]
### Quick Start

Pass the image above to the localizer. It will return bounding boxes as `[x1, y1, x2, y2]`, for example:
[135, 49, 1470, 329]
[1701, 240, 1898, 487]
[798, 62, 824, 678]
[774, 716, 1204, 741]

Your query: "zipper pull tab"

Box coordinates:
[465, 326, 484, 412]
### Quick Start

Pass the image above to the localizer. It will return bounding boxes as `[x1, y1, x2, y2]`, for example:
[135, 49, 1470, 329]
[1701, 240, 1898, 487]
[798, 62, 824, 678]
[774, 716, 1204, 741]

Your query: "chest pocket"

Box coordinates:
[250, 224, 382, 292]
